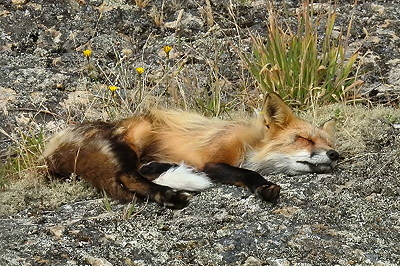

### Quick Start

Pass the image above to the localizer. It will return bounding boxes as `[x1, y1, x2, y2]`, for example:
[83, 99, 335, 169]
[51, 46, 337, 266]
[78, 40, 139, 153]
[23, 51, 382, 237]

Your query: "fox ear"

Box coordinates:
[321, 118, 336, 137]
[262, 92, 294, 127]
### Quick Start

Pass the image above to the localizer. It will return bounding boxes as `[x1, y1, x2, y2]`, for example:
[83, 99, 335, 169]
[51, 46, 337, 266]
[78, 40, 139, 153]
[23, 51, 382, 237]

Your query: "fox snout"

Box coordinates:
[298, 148, 339, 174]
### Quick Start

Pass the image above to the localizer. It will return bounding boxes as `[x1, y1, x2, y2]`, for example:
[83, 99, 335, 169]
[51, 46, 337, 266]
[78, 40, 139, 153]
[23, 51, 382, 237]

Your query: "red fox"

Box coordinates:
[43, 93, 338, 209]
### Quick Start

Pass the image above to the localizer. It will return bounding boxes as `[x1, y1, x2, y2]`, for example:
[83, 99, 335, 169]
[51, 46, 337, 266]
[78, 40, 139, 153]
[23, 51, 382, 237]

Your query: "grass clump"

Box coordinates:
[0, 128, 46, 188]
[244, 0, 363, 108]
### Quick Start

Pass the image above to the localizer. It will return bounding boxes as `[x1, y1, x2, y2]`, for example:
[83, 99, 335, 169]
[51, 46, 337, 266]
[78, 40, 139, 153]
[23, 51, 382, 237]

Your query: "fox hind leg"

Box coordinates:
[118, 171, 191, 209]
[107, 135, 191, 208]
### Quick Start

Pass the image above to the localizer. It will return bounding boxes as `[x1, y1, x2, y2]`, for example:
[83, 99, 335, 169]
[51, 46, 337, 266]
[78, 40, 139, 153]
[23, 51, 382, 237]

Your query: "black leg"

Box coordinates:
[140, 162, 178, 176]
[118, 171, 191, 209]
[202, 162, 280, 203]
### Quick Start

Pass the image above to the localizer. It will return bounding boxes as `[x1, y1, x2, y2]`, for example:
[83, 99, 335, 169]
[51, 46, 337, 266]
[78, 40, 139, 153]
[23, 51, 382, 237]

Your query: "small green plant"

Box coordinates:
[334, 107, 343, 120]
[102, 190, 113, 212]
[0, 128, 45, 187]
[195, 87, 222, 116]
[122, 198, 137, 219]
[386, 113, 400, 124]
[121, 197, 149, 220]
[244, 0, 362, 108]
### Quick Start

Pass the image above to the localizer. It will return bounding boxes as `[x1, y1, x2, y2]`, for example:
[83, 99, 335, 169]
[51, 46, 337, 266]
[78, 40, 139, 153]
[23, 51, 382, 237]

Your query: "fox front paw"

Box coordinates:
[255, 184, 281, 203]
[157, 189, 192, 209]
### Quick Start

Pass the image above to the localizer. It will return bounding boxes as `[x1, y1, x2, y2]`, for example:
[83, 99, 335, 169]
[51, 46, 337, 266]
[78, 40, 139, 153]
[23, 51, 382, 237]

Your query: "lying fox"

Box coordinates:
[43, 93, 339, 209]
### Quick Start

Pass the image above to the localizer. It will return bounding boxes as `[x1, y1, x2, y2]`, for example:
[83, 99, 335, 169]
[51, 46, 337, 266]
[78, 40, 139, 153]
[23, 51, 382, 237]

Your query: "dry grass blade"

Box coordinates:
[133, 0, 151, 9]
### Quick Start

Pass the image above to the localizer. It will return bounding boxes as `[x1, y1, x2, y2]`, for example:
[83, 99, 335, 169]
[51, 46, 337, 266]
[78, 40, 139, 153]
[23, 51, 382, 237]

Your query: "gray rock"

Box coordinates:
[1, 0, 400, 265]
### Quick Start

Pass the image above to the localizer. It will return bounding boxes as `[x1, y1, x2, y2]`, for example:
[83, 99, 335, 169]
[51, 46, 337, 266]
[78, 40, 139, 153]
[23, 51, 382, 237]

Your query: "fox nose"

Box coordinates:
[326, 149, 339, 161]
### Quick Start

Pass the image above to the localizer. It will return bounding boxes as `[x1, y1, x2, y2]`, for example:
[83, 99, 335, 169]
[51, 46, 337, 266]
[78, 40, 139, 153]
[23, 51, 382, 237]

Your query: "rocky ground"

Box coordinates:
[1, 0, 400, 265]
[1, 151, 400, 265]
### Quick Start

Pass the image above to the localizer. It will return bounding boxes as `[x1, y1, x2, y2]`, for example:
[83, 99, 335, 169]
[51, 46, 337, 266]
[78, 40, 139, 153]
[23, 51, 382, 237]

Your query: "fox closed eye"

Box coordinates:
[295, 135, 314, 145]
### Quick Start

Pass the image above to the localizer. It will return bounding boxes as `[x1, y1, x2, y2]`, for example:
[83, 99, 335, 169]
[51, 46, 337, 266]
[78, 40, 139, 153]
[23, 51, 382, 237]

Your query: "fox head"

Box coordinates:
[245, 93, 339, 175]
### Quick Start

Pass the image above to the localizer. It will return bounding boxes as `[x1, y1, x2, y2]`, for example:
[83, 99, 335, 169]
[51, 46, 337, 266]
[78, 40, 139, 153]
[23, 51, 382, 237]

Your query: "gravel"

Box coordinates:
[1, 0, 400, 265]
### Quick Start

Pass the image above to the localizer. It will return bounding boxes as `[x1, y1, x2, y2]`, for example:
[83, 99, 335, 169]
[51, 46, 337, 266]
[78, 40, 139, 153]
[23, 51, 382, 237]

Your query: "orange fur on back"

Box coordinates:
[132, 109, 265, 168]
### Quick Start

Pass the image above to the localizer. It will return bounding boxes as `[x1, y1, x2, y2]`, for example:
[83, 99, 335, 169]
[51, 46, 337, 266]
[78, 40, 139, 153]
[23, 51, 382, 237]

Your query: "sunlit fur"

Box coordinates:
[44, 93, 338, 201]
[119, 93, 338, 175]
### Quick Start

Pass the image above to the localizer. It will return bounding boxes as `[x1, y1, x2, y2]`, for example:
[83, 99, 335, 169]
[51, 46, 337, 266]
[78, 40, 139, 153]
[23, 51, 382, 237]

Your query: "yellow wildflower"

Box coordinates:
[83, 49, 92, 58]
[108, 85, 119, 92]
[163, 45, 172, 55]
[136, 67, 145, 75]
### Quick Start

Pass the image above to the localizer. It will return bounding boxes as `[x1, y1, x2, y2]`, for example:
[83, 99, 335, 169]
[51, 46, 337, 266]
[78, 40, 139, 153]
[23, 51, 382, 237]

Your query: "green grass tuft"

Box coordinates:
[244, 0, 363, 108]
[0, 128, 46, 188]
